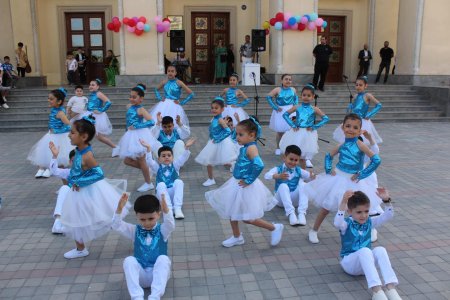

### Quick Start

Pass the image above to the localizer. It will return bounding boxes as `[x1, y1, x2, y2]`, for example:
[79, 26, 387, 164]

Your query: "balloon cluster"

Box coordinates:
[266, 12, 328, 32]
[154, 16, 171, 33]
[123, 16, 151, 36]
[107, 17, 121, 33]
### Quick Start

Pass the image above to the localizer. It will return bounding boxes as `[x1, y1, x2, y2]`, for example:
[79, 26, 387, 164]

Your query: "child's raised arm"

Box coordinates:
[56, 110, 71, 125]
[353, 140, 381, 181]
[116, 193, 129, 214]
[325, 144, 340, 175]
[160, 194, 175, 241]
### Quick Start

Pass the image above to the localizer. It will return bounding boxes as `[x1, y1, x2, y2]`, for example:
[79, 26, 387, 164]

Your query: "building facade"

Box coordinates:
[1, 0, 449, 86]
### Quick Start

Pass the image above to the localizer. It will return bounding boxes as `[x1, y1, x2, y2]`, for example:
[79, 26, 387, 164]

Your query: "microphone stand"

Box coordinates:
[313, 93, 330, 143]
[342, 75, 353, 111]
[251, 69, 266, 146]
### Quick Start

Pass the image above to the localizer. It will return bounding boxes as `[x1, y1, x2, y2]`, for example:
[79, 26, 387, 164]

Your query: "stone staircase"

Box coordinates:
[0, 84, 448, 132]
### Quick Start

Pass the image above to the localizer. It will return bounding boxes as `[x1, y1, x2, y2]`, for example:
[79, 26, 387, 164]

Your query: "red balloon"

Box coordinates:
[162, 17, 171, 23]
[269, 18, 276, 26]
[107, 22, 114, 31]
[275, 12, 284, 22]
[135, 29, 144, 36]
[123, 17, 129, 25]
[317, 26, 322, 33]
[128, 19, 136, 27]
[113, 19, 120, 25]
[298, 23, 306, 31]
[139, 16, 147, 23]
[265, 29, 270, 36]
[114, 27, 120, 33]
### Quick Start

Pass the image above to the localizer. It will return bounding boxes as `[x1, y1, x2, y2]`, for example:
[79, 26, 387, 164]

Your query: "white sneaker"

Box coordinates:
[202, 178, 216, 187]
[371, 228, 378, 242]
[306, 160, 314, 168]
[372, 289, 388, 300]
[270, 223, 284, 246]
[2, 103, 9, 109]
[111, 146, 120, 157]
[385, 288, 402, 300]
[275, 149, 282, 156]
[308, 229, 319, 244]
[35, 169, 45, 178]
[297, 212, 307, 226]
[288, 213, 300, 226]
[42, 169, 51, 178]
[137, 182, 154, 192]
[174, 208, 185, 219]
[222, 235, 245, 247]
[2, 96, 6, 102]
[51, 219, 64, 234]
[64, 248, 89, 259]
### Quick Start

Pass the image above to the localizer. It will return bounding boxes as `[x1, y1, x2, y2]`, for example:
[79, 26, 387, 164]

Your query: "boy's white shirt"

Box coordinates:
[334, 205, 394, 234]
[264, 164, 311, 182]
[151, 124, 191, 140]
[49, 158, 70, 179]
[145, 149, 190, 175]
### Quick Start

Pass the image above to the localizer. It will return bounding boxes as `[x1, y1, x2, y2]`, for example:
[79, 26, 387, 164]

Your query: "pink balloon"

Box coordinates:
[112, 16, 120, 23]
[315, 18, 324, 27]
[156, 24, 164, 33]
[136, 22, 144, 30]
[282, 21, 290, 30]
[284, 13, 292, 22]
[127, 25, 135, 33]
[154, 15, 162, 23]
[300, 16, 308, 25]
[290, 23, 298, 30]
[132, 17, 139, 22]
[307, 22, 316, 31]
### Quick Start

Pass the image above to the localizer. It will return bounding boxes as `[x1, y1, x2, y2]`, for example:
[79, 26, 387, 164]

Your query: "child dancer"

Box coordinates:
[141, 138, 195, 219]
[195, 97, 239, 187]
[112, 193, 174, 300]
[335, 189, 402, 300]
[152, 113, 191, 160]
[117, 84, 161, 192]
[306, 113, 382, 244]
[151, 65, 195, 127]
[333, 76, 383, 144]
[59, 116, 128, 259]
[27, 88, 73, 178]
[220, 73, 250, 125]
[205, 117, 284, 247]
[264, 145, 314, 226]
[279, 84, 329, 168]
[66, 85, 88, 122]
[266, 74, 298, 155]
[85, 79, 119, 156]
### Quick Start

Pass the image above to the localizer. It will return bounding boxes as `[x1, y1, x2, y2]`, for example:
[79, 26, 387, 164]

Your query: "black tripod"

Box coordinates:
[251, 71, 266, 146]
[343, 75, 354, 112]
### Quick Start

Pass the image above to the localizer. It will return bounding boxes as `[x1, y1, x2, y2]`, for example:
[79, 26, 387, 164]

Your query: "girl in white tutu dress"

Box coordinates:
[27, 88, 73, 178]
[117, 84, 162, 192]
[279, 84, 329, 169]
[205, 117, 284, 248]
[333, 76, 383, 145]
[195, 97, 239, 187]
[266, 74, 298, 155]
[305, 113, 382, 244]
[151, 65, 195, 127]
[59, 115, 128, 259]
[85, 79, 119, 157]
[220, 73, 250, 126]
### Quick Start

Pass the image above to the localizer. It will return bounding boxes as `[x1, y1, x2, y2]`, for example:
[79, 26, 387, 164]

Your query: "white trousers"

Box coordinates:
[275, 182, 308, 216]
[123, 255, 171, 300]
[341, 247, 398, 289]
[54, 185, 70, 217]
[156, 179, 184, 209]
[172, 140, 185, 161]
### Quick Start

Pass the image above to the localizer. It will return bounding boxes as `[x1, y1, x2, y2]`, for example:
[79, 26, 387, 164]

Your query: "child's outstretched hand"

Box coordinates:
[176, 115, 182, 126]
[139, 139, 151, 153]
[362, 130, 374, 144]
[238, 180, 249, 188]
[218, 118, 227, 127]
[116, 193, 129, 214]
[376, 187, 390, 202]
[233, 112, 240, 123]
[160, 193, 169, 214]
[184, 137, 196, 149]
[351, 173, 359, 182]
[49, 142, 60, 158]
[342, 190, 354, 203]
[275, 173, 289, 180]
[157, 112, 163, 125]
[309, 171, 316, 180]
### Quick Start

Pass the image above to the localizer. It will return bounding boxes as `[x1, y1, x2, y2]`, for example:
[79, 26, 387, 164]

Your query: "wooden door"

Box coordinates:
[318, 15, 345, 82]
[65, 12, 106, 83]
[191, 12, 230, 84]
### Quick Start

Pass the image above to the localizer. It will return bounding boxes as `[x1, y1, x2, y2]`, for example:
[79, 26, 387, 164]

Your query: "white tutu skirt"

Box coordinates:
[82, 111, 113, 136]
[333, 119, 382, 144]
[69, 112, 86, 124]
[60, 178, 129, 243]
[150, 99, 189, 127]
[269, 105, 294, 133]
[304, 169, 382, 214]
[205, 177, 278, 221]
[27, 131, 74, 167]
[117, 128, 162, 159]
[223, 106, 249, 126]
[195, 137, 238, 166]
[279, 128, 319, 160]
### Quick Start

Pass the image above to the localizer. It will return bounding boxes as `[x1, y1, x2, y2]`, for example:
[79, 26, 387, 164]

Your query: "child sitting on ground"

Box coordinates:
[152, 113, 190, 160]
[112, 193, 174, 300]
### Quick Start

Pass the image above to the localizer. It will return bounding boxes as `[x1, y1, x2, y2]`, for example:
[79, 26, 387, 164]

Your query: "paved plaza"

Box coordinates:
[1, 122, 450, 300]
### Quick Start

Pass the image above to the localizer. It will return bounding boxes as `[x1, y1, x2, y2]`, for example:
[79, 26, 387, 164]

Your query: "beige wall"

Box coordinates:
[395, 0, 418, 75]
[0, 1, 15, 64]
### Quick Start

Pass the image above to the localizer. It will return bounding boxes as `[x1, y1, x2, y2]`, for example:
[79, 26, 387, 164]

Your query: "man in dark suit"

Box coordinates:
[375, 41, 394, 84]
[312, 36, 333, 91]
[75, 48, 88, 84]
[357, 44, 372, 77]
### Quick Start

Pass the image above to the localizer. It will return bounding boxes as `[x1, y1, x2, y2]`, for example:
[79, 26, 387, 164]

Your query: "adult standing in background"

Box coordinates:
[15, 42, 28, 78]
[75, 48, 87, 84]
[226, 43, 235, 82]
[375, 41, 394, 84]
[357, 44, 372, 77]
[312, 36, 333, 91]
[239, 35, 254, 65]
[213, 39, 227, 84]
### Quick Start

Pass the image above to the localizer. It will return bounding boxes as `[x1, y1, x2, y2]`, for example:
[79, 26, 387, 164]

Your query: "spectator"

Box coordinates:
[75, 48, 87, 84]
[375, 41, 394, 84]
[239, 35, 254, 64]
[312, 36, 333, 91]
[357, 44, 372, 77]
[213, 39, 227, 84]
[1, 56, 18, 88]
[104, 50, 119, 86]
[15, 42, 28, 77]
[172, 52, 191, 82]
[226, 43, 235, 81]
[65, 51, 78, 86]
